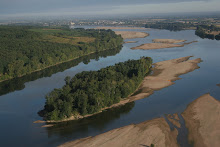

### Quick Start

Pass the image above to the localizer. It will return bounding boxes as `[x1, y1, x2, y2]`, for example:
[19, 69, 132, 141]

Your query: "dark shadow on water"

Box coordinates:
[0, 47, 122, 96]
[45, 102, 134, 140]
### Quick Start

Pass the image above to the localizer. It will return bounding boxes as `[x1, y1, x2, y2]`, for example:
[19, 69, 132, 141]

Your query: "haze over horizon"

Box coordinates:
[0, 0, 220, 18]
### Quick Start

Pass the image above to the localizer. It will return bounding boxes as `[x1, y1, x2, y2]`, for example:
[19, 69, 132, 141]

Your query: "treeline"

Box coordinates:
[0, 47, 122, 97]
[0, 26, 123, 82]
[41, 57, 152, 121]
[145, 22, 194, 31]
[195, 25, 220, 40]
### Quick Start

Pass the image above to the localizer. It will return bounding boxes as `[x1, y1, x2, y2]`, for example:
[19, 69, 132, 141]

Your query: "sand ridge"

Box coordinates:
[59, 118, 178, 147]
[182, 94, 220, 147]
[153, 39, 186, 44]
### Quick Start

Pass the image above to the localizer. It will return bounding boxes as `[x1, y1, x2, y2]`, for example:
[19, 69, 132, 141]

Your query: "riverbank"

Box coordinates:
[132, 43, 184, 50]
[95, 27, 147, 30]
[115, 31, 149, 39]
[0, 47, 121, 84]
[44, 56, 201, 123]
[59, 118, 178, 147]
[182, 94, 220, 147]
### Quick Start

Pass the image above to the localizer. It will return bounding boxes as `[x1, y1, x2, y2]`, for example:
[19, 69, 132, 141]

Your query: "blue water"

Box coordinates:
[0, 28, 220, 147]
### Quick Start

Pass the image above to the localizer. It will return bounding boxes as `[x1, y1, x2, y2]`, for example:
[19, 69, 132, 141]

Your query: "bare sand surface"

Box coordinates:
[33, 120, 45, 123]
[153, 39, 186, 44]
[132, 43, 184, 50]
[46, 56, 201, 123]
[59, 118, 178, 147]
[115, 31, 149, 39]
[182, 94, 220, 147]
[95, 27, 147, 30]
[124, 41, 138, 43]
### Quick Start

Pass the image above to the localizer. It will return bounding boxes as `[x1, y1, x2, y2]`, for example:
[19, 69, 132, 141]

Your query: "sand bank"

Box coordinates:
[153, 39, 186, 44]
[132, 40, 197, 50]
[182, 94, 220, 147]
[95, 27, 147, 30]
[59, 118, 178, 147]
[128, 56, 201, 101]
[115, 31, 149, 39]
[124, 41, 138, 43]
[132, 43, 183, 50]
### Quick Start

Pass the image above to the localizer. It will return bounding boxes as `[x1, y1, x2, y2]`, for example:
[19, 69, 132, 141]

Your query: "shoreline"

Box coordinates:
[59, 117, 178, 147]
[59, 93, 220, 147]
[45, 56, 201, 123]
[95, 26, 148, 30]
[182, 94, 220, 147]
[0, 47, 121, 83]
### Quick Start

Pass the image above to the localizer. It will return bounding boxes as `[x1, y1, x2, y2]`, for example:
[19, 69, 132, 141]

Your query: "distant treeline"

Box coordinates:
[41, 57, 152, 121]
[195, 25, 220, 40]
[145, 22, 195, 31]
[0, 26, 123, 82]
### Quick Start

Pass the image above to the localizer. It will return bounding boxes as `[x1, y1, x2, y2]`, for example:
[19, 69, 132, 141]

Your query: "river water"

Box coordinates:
[0, 27, 220, 147]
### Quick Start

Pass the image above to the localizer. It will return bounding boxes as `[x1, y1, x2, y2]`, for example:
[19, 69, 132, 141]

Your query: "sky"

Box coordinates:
[0, 0, 220, 17]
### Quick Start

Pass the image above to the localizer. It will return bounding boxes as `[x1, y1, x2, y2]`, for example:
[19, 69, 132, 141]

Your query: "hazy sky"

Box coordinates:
[0, 0, 220, 17]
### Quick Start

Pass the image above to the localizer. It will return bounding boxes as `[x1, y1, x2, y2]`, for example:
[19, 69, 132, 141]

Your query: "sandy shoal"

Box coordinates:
[95, 27, 147, 30]
[132, 43, 184, 50]
[124, 41, 138, 43]
[153, 39, 186, 44]
[59, 118, 178, 147]
[115, 31, 149, 39]
[182, 94, 220, 147]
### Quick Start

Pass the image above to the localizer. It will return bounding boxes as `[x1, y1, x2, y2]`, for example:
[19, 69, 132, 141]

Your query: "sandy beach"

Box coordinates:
[115, 31, 149, 39]
[182, 94, 220, 147]
[59, 118, 178, 147]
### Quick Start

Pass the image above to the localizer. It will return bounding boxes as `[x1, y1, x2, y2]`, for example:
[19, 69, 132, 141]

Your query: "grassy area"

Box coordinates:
[42, 35, 96, 45]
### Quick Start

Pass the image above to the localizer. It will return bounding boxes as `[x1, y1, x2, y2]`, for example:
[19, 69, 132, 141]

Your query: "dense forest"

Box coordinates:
[41, 57, 152, 121]
[145, 22, 195, 31]
[195, 25, 220, 40]
[0, 47, 122, 96]
[0, 26, 123, 82]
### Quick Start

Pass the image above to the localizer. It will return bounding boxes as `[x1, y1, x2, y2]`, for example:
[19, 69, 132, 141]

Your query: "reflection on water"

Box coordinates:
[0, 47, 122, 96]
[46, 102, 134, 139]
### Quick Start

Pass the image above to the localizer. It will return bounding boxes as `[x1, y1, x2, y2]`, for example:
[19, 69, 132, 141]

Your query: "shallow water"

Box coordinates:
[0, 27, 220, 147]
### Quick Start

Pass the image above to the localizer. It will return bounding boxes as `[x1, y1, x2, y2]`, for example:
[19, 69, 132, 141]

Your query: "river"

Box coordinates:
[0, 27, 220, 147]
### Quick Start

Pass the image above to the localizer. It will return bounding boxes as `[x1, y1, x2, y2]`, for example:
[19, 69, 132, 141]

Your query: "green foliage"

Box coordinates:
[42, 57, 152, 120]
[0, 26, 123, 81]
[195, 25, 220, 40]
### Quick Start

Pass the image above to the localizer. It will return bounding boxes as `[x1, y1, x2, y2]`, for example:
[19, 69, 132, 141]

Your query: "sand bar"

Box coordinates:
[153, 39, 186, 44]
[124, 41, 138, 43]
[115, 31, 149, 39]
[59, 118, 178, 147]
[182, 94, 220, 147]
[132, 43, 184, 50]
